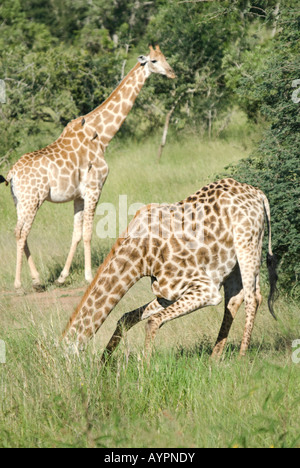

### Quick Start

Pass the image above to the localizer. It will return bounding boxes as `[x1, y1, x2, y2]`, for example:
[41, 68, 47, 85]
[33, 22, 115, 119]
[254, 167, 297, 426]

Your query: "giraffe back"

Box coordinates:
[124, 178, 266, 300]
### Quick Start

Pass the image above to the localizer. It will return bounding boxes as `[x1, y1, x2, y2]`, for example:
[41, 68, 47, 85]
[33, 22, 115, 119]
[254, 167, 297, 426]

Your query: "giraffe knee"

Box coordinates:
[73, 230, 83, 245]
[227, 291, 244, 314]
[245, 292, 259, 313]
[83, 231, 92, 244]
[145, 315, 161, 336]
[15, 224, 23, 241]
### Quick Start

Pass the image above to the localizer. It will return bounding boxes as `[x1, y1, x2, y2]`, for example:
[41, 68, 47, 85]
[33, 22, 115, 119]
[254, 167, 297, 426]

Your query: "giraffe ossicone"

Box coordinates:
[0, 46, 175, 293]
[62, 178, 278, 360]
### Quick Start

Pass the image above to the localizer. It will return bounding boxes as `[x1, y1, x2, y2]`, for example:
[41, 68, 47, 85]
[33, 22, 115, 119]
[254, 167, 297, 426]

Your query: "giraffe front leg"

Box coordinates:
[100, 299, 168, 364]
[24, 241, 43, 292]
[57, 199, 84, 285]
[100, 302, 152, 364]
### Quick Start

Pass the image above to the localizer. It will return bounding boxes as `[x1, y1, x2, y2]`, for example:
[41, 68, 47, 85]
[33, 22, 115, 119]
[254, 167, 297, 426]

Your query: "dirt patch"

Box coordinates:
[2, 287, 86, 312]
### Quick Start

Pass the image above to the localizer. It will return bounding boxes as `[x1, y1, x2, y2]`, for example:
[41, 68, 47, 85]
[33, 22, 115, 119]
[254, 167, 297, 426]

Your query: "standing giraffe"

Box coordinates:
[62, 178, 278, 359]
[0, 46, 175, 292]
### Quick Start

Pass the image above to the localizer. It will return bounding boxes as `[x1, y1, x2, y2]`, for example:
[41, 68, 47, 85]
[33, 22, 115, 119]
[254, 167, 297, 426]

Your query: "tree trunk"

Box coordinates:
[208, 109, 212, 140]
[272, 2, 280, 38]
[121, 44, 130, 80]
[157, 107, 175, 163]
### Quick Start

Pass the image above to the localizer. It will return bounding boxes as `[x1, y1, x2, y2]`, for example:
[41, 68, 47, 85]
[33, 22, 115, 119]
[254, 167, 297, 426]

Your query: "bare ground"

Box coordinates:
[1, 286, 86, 313]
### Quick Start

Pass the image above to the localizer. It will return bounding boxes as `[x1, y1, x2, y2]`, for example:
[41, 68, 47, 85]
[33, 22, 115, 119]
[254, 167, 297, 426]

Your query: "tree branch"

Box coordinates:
[157, 106, 175, 162]
[157, 92, 186, 162]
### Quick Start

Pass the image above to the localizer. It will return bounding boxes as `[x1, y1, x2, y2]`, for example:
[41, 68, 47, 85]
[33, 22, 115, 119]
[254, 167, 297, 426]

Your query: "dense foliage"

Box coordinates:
[0, 0, 281, 158]
[223, 3, 300, 294]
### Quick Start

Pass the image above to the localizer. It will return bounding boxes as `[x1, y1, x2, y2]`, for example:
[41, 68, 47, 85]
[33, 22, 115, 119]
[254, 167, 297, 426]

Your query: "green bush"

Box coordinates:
[223, 3, 300, 295]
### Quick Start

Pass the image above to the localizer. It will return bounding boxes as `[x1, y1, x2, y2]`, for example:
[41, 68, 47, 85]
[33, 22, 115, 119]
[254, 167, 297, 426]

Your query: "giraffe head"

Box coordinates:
[138, 45, 176, 79]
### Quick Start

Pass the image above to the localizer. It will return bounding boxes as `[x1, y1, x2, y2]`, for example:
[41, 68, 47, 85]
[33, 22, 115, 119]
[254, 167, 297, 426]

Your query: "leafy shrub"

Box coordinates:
[223, 3, 300, 295]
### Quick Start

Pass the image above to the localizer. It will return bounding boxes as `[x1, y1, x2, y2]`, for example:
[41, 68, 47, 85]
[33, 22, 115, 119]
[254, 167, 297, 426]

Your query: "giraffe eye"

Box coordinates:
[151, 60, 158, 63]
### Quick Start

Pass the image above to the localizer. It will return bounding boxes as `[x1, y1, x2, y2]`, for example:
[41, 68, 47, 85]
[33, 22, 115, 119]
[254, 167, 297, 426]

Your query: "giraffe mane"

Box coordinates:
[84, 63, 142, 120]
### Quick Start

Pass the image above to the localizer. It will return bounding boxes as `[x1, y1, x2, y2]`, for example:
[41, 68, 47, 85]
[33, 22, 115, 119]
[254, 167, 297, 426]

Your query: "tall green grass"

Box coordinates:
[0, 295, 299, 448]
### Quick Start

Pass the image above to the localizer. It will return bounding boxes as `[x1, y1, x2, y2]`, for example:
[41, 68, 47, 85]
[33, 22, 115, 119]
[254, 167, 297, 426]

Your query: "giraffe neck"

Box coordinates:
[62, 238, 145, 347]
[82, 63, 149, 152]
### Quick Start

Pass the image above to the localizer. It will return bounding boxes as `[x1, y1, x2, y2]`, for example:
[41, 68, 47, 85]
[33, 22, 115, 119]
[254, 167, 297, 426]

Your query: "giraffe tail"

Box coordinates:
[0, 175, 9, 186]
[262, 193, 278, 320]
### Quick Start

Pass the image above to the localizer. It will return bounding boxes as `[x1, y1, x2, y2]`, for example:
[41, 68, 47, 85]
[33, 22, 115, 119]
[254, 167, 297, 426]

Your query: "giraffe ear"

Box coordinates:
[138, 55, 148, 65]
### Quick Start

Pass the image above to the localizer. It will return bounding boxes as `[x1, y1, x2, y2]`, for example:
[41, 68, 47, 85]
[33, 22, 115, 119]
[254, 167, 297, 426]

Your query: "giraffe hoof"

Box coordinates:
[15, 287, 26, 296]
[55, 276, 66, 286]
[33, 283, 45, 293]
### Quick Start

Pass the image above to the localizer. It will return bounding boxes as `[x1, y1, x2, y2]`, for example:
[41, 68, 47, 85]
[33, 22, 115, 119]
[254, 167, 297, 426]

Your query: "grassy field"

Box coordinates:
[0, 119, 299, 448]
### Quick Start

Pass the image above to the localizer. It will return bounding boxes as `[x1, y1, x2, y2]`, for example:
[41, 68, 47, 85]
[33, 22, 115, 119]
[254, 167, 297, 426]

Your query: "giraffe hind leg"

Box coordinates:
[57, 199, 84, 285]
[211, 265, 244, 359]
[236, 250, 262, 356]
[14, 202, 40, 292]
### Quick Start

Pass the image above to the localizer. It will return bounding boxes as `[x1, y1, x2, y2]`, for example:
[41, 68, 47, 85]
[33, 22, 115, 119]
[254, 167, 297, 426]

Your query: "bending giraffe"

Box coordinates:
[0, 46, 175, 293]
[62, 178, 278, 359]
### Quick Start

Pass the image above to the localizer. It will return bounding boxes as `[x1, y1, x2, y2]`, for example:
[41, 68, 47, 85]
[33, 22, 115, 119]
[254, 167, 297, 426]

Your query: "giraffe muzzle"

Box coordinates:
[167, 68, 176, 79]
